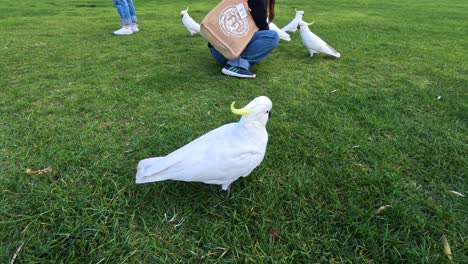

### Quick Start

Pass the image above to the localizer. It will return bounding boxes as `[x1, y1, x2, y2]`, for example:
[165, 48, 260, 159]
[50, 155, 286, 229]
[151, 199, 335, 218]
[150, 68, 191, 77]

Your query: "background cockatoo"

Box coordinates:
[180, 7, 200, 36]
[281, 9, 304, 33]
[136, 96, 273, 198]
[269, 22, 291, 41]
[297, 21, 341, 58]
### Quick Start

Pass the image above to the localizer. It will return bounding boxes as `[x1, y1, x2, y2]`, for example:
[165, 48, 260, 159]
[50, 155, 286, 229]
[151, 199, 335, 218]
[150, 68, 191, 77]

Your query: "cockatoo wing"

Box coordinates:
[282, 18, 299, 33]
[319, 42, 340, 57]
[269, 22, 291, 41]
[182, 15, 200, 34]
[304, 31, 340, 57]
[135, 123, 266, 185]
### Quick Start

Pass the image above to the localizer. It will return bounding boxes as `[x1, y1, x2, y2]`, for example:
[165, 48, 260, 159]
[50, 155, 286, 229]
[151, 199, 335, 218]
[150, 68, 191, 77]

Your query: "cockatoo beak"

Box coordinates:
[231, 102, 252, 115]
[269, 110, 272, 118]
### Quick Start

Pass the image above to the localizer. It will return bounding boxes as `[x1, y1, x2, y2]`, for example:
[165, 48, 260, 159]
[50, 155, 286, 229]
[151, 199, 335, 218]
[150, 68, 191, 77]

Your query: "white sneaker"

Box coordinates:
[113, 26, 133, 35]
[130, 25, 139, 33]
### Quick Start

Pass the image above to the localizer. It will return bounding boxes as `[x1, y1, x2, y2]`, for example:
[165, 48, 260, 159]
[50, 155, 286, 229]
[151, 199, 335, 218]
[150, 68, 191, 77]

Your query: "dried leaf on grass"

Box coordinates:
[32, 42, 47, 47]
[376, 205, 393, 213]
[271, 229, 280, 241]
[449, 190, 464, 197]
[359, 248, 368, 256]
[25, 167, 52, 175]
[10, 242, 24, 264]
[442, 235, 452, 260]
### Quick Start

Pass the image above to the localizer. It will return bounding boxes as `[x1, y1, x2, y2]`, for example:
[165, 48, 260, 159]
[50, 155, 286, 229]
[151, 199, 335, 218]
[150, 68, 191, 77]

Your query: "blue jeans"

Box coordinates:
[209, 30, 279, 70]
[113, 0, 137, 26]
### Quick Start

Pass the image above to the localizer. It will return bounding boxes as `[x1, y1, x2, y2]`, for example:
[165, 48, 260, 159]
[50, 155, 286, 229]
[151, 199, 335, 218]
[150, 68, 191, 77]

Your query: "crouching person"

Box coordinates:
[209, 0, 279, 78]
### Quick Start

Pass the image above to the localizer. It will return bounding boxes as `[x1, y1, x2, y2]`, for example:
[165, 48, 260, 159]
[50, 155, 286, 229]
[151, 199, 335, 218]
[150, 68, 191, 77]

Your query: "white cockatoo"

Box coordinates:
[136, 96, 273, 198]
[281, 9, 304, 33]
[269, 22, 291, 41]
[180, 7, 200, 36]
[298, 21, 341, 58]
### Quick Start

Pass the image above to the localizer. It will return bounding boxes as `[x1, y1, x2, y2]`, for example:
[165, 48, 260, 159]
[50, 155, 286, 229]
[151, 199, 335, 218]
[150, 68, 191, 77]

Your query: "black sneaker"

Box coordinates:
[221, 65, 256, 78]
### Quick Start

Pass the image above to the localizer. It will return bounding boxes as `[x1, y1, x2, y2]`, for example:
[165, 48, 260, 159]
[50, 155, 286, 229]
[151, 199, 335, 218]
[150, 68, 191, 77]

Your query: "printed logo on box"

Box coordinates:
[219, 4, 249, 37]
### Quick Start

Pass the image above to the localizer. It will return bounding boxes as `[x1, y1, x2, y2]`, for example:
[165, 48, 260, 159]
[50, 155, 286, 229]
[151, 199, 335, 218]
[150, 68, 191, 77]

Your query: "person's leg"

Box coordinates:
[209, 47, 228, 66]
[113, 0, 133, 35]
[113, 0, 132, 26]
[126, 0, 139, 32]
[209, 30, 279, 78]
[227, 30, 279, 70]
[126, 0, 138, 24]
[209, 46, 255, 78]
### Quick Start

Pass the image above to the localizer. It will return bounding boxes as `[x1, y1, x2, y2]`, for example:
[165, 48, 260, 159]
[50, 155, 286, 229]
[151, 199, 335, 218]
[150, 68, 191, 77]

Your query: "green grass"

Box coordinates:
[1, 0, 467, 262]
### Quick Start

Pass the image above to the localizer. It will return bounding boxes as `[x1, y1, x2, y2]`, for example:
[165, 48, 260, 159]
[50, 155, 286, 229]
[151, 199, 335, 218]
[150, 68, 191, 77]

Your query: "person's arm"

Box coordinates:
[248, 0, 269, 30]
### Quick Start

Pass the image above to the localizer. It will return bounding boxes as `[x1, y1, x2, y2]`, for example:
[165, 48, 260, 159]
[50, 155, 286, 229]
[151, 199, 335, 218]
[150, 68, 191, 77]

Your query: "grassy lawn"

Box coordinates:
[1, 0, 466, 262]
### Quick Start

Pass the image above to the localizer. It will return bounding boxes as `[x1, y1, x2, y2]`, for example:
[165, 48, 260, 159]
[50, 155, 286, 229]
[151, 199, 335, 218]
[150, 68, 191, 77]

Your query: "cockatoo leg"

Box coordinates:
[309, 51, 315, 57]
[225, 183, 233, 199]
[221, 183, 233, 199]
